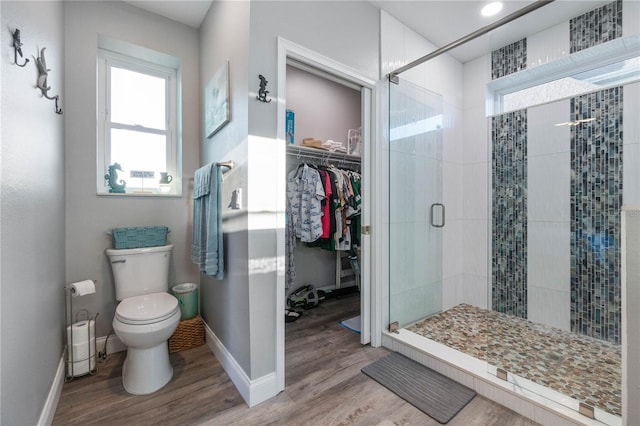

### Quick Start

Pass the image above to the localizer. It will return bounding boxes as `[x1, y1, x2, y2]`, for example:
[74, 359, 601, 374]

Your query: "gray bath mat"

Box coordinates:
[361, 352, 476, 424]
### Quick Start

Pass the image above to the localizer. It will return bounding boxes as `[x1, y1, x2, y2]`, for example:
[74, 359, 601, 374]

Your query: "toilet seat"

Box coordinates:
[116, 292, 179, 325]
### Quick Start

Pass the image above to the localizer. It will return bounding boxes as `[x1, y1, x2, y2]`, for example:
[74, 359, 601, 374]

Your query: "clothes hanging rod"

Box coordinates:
[287, 145, 361, 165]
[388, 0, 555, 82]
[289, 152, 362, 166]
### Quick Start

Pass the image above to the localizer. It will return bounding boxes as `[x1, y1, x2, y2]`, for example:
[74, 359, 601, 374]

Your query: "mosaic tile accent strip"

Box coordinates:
[407, 304, 622, 416]
[570, 0, 622, 54]
[570, 87, 623, 345]
[491, 38, 527, 80]
[492, 110, 527, 318]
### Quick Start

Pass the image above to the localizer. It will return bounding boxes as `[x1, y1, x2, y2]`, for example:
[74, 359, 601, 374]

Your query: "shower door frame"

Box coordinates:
[386, 78, 445, 330]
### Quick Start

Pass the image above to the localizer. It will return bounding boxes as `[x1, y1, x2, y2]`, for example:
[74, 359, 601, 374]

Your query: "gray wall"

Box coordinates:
[248, 1, 379, 141]
[247, 1, 379, 379]
[198, 0, 252, 374]
[198, 0, 379, 381]
[1, 2, 65, 424]
[64, 1, 200, 337]
[286, 65, 362, 146]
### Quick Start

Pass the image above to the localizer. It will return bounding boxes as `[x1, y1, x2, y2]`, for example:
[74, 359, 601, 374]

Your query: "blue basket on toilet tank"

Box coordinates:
[112, 226, 169, 249]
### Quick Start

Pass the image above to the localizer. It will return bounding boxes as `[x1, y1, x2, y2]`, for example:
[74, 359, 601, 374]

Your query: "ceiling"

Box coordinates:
[123, 0, 213, 28]
[123, 0, 612, 63]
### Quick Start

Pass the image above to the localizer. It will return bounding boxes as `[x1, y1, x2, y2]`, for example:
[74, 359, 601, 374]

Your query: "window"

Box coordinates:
[501, 57, 639, 112]
[97, 48, 180, 196]
[488, 35, 640, 115]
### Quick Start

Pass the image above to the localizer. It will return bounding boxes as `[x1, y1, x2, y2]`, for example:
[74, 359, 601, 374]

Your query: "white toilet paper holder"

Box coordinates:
[64, 281, 99, 382]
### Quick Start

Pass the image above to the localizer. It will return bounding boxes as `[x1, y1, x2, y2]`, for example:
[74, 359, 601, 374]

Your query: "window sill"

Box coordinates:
[97, 190, 182, 198]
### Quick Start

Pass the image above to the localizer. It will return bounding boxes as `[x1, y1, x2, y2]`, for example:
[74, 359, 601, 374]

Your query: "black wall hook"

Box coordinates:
[256, 74, 272, 103]
[35, 47, 63, 114]
[11, 28, 29, 67]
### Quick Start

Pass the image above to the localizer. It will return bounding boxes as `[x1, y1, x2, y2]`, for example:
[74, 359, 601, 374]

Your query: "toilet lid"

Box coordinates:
[116, 292, 179, 325]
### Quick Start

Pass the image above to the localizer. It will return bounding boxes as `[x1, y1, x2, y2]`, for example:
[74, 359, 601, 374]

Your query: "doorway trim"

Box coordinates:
[275, 37, 379, 392]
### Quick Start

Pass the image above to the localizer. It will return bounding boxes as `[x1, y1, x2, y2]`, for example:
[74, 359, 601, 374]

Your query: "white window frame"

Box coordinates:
[97, 49, 180, 196]
[487, 35, 640, 116]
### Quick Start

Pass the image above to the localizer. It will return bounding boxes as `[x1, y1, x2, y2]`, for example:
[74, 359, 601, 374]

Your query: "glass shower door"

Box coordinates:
[388, 78, 444, 328]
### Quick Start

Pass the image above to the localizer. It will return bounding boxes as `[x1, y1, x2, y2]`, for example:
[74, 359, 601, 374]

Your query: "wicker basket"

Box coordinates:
[168, 315, 205, 353]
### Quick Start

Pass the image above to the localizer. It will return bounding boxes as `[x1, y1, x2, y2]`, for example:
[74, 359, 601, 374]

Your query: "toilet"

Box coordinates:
[106, 244, 181, 395]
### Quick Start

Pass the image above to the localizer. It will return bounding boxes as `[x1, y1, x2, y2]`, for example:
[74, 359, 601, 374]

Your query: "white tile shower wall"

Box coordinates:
[624, 83, 640, 205]
[442, 275, 463, 310]
[443, 103, 464, 165]
[527, 22, 569, 69]
[528, 286, 571, 331]
[462, 106, 490, 165]
[380, 11, 404, 77]
[463, 219, 488, 278]
[462, 163, 488, 220]
[623, 0, 640, 35]
[527, 100, 571, 157]
[459, 273, 489, 309]
[442, 103, 464, 295]
[443, 162, 463, 222]
[462, 56, 490, 109]
[443, 216, 462, 277]
[460, 54, 491, 311]
[527, 221, 571, 293]
[528, 191, 571, 330]
[527, 154, 571, 222]
[624, 143, 640, 205]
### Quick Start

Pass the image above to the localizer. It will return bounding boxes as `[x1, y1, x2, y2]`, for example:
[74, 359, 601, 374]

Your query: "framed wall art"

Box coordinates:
[205, 61, 230, 138]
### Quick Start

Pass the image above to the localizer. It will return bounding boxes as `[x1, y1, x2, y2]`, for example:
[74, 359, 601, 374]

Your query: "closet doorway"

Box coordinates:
[276, 38, 377, 392]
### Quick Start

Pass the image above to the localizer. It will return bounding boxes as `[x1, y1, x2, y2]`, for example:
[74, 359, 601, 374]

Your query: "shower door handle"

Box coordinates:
[111, 259, 126, 264]
[430, 203, 445, 228]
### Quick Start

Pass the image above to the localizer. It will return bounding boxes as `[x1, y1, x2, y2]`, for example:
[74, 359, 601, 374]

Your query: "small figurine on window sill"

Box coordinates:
[105, 163, 126, 193]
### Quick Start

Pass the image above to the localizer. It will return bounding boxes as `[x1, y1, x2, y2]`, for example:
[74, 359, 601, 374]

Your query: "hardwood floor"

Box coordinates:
[53, 293, 538, 425]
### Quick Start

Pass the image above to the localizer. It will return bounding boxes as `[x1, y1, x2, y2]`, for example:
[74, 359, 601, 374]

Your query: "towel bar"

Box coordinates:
[216, 160, 235, 172]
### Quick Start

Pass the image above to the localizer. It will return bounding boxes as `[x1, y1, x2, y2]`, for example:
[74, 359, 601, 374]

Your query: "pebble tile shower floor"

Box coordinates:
[407, 303, 621, 416]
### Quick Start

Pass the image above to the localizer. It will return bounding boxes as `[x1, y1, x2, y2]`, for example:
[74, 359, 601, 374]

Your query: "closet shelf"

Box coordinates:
[287, 144, 361, 165]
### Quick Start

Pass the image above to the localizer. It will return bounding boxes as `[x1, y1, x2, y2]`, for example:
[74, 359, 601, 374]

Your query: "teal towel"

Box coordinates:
[191, 164, 224, 279]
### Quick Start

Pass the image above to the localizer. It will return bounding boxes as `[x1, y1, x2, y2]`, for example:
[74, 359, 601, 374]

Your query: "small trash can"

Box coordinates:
[171, 283, 199, 320]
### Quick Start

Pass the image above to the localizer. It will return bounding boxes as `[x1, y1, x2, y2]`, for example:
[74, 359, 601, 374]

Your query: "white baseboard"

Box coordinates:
[39, 333, 125, 425]
[38, 356, 65, 426]
[203, 321, 279, 407]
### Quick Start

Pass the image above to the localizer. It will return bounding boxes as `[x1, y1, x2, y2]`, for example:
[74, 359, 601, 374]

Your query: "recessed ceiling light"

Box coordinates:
[481, 2, 503, 17]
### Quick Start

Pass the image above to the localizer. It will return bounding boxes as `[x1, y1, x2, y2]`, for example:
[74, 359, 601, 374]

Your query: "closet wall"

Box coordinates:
[286, 65, 361, 291]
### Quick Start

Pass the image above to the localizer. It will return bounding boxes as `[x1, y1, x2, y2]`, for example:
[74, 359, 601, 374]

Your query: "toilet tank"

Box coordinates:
[106, 244, 173, 300]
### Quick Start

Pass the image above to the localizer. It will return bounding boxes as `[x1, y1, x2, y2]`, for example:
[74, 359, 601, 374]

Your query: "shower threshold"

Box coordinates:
[382, 304, 621, 426]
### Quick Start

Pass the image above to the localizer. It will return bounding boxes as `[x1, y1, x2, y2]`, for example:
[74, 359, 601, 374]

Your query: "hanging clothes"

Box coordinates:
[285, 208, 297, 290]
[287, 164, 325, 243]
[348, 170, 362, 248]
[286, 158, 361, 255]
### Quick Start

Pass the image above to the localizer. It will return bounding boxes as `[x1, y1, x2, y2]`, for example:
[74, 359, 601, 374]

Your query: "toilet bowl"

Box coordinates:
[113, 292, 180, 394]
[106, 244, 179, 395]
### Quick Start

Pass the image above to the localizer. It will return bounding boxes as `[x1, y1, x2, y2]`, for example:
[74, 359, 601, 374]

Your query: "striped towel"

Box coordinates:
[191, 163, 224, 279]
